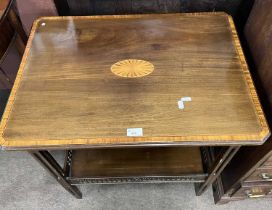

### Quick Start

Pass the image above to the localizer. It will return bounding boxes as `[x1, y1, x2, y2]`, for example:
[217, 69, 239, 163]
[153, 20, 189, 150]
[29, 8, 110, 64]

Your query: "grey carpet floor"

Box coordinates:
[1, 150, 272, 210]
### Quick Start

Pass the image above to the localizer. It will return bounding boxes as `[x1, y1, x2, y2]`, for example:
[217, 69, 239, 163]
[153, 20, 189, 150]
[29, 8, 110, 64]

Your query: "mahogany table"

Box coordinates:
[0, 13, 270, 199]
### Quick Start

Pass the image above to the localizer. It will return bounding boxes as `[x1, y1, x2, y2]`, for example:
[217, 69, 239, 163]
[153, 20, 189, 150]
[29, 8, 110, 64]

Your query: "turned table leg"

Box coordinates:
[29, 150, 82, 199]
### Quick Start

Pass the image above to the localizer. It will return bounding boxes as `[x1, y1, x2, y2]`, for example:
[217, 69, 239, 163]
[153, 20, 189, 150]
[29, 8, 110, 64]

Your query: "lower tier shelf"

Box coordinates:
[65, 147, 207, 184]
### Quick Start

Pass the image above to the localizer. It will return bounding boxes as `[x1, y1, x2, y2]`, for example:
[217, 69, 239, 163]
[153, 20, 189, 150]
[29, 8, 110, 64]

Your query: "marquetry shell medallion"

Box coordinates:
[111, 59, 154, 78]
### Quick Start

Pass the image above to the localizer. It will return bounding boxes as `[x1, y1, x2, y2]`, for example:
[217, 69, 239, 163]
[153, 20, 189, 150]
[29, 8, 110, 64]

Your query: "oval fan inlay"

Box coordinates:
[111, 59, 154, 78]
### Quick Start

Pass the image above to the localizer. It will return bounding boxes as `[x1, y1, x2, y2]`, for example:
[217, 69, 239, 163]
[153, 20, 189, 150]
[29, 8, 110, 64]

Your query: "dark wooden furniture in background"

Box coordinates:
[213, 0, 272, 203]
[0, 0, 27, 116]
[52, 0, 256, 36]
[0, 13, 269, 201]
[53, 0, 243, 16]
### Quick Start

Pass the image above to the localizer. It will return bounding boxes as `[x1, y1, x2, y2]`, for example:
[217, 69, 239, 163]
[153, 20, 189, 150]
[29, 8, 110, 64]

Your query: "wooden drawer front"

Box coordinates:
[246, 168, 272, 183]
[232, 186, 272, 199]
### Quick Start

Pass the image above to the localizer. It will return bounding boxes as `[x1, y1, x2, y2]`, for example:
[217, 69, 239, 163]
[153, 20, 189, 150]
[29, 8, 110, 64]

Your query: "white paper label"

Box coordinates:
[178, 97, 192, 110]
[178, 100, 185, 109]
[181, 97, 192, 102]
[127, 128, 143, 137]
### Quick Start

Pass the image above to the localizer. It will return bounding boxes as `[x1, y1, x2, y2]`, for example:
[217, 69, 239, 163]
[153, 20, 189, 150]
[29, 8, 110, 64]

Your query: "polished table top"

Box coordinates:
[0, 13, 270, 150]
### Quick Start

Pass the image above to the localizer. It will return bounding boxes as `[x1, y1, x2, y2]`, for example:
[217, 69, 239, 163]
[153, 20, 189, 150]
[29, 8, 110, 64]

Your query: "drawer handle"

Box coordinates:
[260, 173, 272, 181]
[246, 192, 266, 198]
[246, 190, 272, 198]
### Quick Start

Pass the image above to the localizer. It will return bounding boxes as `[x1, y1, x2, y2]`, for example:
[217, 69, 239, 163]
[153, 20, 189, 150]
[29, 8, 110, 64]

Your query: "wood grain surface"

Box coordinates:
[70, 147, 204, 178]
[0, 13, 270, 150]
